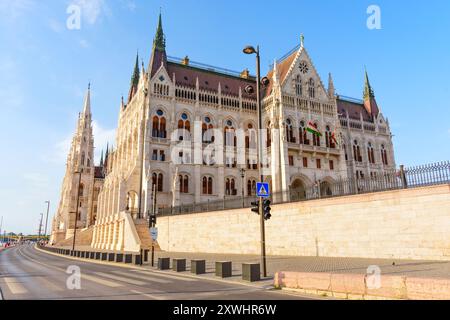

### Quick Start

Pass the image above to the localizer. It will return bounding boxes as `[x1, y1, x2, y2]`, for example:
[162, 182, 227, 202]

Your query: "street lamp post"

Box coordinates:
[38, 213, 44, 242]
[240, 168, 246, 208]
[44, 201, 50, 240]
[72, 171, 82, 252]
[243, 45, 269, 278]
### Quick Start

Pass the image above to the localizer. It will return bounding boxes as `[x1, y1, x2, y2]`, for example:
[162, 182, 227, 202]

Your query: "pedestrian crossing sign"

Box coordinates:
[256, 182, 270, 198]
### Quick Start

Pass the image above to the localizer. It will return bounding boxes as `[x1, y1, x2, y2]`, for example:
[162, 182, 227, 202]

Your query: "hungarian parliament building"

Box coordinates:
[51, 14, 396, 250]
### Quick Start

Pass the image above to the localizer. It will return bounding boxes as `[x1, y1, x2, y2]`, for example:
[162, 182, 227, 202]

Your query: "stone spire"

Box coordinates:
[328, 73, 335, 98]
[363, 68, 379, 117]
[131, 52, 140, 88]
[153, 12, 166, 51]
[128, 52, 140, 102]
[148, 12, 168, 78]
[100, 150, 104, 167]
[363, 68, 375, 100]
[82, 83, 91, 116]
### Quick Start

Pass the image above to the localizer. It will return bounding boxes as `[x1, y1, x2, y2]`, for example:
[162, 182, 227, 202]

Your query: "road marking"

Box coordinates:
[35, 277, 64, 292]
[17, 246, 122, 289]
[130, 289, 164, 300]
[81, 274, 123, 288]
[132, 269, 198, 282]
[112, 271, 172, 284]
[95, 272, 147, 286]
[4, 277, 28, 295]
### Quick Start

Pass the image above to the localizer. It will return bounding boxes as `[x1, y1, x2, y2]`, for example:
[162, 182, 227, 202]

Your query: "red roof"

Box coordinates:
[337, 98, 373, 122]
[166, 62, 257, 99]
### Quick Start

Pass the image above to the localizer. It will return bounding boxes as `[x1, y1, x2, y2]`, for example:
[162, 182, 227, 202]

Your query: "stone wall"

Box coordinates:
[157, 184, 450, 261]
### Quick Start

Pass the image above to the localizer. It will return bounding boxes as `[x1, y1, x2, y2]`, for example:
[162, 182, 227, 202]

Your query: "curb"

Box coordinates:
[274, 271, 450, 300]
[35, 245, 276, 291]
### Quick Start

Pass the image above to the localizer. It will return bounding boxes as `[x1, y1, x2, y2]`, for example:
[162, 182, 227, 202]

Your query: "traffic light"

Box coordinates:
[251, 200, 260, 215]
[262, 199, 272, 221]
[150, 213, 157, 227]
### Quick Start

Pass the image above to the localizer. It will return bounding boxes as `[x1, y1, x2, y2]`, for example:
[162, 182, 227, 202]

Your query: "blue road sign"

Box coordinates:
[256, 182, 270, 198]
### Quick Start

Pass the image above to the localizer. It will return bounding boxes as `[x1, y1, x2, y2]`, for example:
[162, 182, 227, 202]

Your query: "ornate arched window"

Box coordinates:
[367, 142, 375, 164]
[285, 119, 295, 143]
[224, 119, 236, 147]
[152, 173, 163, 192]
[202, 176, 213, 195]
[246, 123, 257, 149]
[202, 116, 214, 143]
[178, 113, 191, 141]
[247, 179, 256, 196]
[225, 178, 237, 196]
[353, 140, 362, 162]
[152, 109, 167, 138]
[381, 145, 388, 165]
[308, 78, 315, 99]
[179, 175, 189, 193]
[312, 123, 321, 147]
[299, 121, 308, 145]
[325, 126, 333, 148]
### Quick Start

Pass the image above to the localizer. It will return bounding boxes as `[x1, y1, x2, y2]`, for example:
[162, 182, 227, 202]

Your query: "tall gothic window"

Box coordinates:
[299, 121, 308, 145]
[202, 176, 213, 195]
[152, 173, 163, 192]
[312, 123, 321, 147]
[152, 109, 167, 138]
[246, 123, 257, 149]
[381, 145, 389, 165]
[179, 175, 189, 193]
[308, 78, 315, 99]
[353, 140, 362, 162]
[224, 120, 236, 147]
[368, 142, 375, 164]
[178, 113, 191, 141]
[296, 75, 303, 96]
[202, 116, 214, 143]
[225, 178, 236, 196]
[285, 119, 295, 143]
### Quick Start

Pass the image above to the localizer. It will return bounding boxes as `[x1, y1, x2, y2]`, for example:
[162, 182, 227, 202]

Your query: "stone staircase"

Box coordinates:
[56, 227, 94, 247]
[134, 220, 160, 251]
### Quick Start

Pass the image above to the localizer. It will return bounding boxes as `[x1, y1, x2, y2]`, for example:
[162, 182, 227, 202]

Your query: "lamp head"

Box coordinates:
[261, 77, 270, 87]
[244, 85, 255, 94]
[243, 46, 257, 55]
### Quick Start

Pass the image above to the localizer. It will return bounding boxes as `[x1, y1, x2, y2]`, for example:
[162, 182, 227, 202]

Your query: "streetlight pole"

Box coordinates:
[243, 45, 268, 278]
[38, 213, 44, 242]
[240, 168, 245, 207]
[72, 171, 82, 252]
[44, 201, 50, 240]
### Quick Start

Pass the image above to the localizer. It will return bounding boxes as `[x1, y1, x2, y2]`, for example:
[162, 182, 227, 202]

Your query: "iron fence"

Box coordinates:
[158, 161, 450, 216]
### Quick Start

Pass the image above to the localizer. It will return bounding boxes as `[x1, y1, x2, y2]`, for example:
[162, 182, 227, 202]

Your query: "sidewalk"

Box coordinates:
[150, 251, 450, 280]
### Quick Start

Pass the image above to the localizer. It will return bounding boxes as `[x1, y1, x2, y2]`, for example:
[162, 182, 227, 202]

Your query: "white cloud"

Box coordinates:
[72, 0, 111, 25]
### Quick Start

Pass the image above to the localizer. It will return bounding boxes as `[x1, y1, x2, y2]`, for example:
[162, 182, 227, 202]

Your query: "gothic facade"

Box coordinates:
[52, 14, 396, 250]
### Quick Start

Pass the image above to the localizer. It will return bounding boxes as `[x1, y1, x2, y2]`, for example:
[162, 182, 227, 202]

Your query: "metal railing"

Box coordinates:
[159, 161, 450, 216]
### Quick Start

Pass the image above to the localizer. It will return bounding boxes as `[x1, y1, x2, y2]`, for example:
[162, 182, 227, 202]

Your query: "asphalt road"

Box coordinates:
[0, 244, 317, 300]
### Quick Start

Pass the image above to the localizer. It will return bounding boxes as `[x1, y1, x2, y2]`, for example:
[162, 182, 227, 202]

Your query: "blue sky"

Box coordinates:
[0, 0, 449, 234]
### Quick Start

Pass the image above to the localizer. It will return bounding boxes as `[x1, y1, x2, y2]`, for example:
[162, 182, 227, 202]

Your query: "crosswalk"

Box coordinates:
[0, 268, 198, 298]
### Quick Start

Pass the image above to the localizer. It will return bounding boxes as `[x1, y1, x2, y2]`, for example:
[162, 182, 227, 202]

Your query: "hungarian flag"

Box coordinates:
[307, 122, 322, 137]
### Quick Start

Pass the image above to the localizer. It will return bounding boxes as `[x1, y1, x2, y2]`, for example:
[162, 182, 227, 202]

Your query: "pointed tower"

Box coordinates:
[363, 68, 380, 117]
[328, 73, 335, 98]
[51, 84, 96, 242]
[128, 52, 140, 102]
[148, 13, 168, 78]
